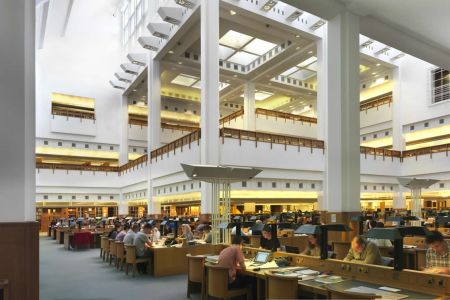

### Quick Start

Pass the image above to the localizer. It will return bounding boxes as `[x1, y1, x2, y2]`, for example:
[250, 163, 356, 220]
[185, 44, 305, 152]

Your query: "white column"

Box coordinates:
[393, 185, 407, 209]
[316, 12, 361, 213]
[119, 95, 129, 164]
[200, 0, 220, 214]
[0, 0, 35, 222]
[147, 53, 161, 215]
[392, 67, 405, 150]
[243, 82, 256, 131]
[118, 191, 128, 216]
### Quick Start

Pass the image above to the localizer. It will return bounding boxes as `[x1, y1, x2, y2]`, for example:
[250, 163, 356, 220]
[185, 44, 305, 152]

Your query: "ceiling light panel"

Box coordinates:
[191, 81, 230, 91]
[219, 30, 253, 49]
[255, 91, 274, 101]
[218, 45, 235, 60]
[290, 69, 316, 81]
[171, 74, 199, 86]
[305, 61, 318, 72]
[260, 0, 278, 12]
[280, 66, 298, 77]
[242, 38, 277, 55]
[359, 64, 370, 73]
[227, 51, 259, 65]
[297, 56, 317, 68]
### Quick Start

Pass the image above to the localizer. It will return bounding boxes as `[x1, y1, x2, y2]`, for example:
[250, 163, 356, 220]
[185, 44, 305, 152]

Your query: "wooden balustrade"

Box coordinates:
[360, 92, 393, 112]
[402, 143, 450, 160]
[220, 127, 324, 152]
[255, 108, 317, 124]
[36, 162, 118, 172]
[219, 108, 244, 125]
[118, 154, 148, 173]
[150, 129, 201, 161]
[161, 123, 199, 132]
[360, 146, 402, 161]
[51, 108, 95, 120]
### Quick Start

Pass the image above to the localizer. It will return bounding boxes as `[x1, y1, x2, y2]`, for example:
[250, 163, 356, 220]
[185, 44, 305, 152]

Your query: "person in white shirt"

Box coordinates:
[152, 226, 161, 242]
[123, 223, 139, 245]
[367, 220, 393, 247]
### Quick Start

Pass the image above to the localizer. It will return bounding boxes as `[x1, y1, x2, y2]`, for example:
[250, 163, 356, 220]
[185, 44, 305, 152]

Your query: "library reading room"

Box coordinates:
[1, 0, 450, 299]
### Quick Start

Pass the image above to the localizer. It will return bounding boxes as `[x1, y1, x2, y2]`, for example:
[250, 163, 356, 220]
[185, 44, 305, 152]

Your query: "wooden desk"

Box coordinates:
[149, 244, 224, 277]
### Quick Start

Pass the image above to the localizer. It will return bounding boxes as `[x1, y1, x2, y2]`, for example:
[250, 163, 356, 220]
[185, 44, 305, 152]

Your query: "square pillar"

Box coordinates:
[317, 12, 361, 214]
[243, 82, 256, 131]
[200, 0, 220, 214]
[119, 95, 129, 164]
[392, 67, 406, 150]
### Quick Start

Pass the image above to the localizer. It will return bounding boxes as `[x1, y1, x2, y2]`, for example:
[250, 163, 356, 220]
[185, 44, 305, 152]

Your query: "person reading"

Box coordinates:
[301, 234, 321, 256]
[423, 230, 450, 275]
[344, 236, 382, 265]
[260, 225, 280, 252]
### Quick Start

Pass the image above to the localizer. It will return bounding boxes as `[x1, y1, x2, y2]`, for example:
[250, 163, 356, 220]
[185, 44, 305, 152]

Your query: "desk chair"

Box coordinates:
[326, 285, 381, 299]
[186, 254, 205, 298]
[115, 242, 125, 270]
[109, 239, 117, 265]
[265, 272, 298, 299]
[205, 264, 251, 300]
[124, 244, 150, 277]
[101, 236, 110, 261]
[100, 236, 106, 258]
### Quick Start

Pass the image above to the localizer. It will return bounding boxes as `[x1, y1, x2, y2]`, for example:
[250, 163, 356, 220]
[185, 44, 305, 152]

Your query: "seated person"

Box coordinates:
[301, 234, 321, 256]
[177, 224, 194, 242]
[108, 222, 121, 240]
[133, 223, 153, 258]
[218, 236, 254, 292]
[260, 225, 280, 252]
[423, 230, 450, 275]
[344, 236, 382, 265]
[367, 221, 393, 247]
[115, 224, 128, 242]
[152, 226, 161, 242]
[123, 223, 139, 245]
[203, 225, 213, 243]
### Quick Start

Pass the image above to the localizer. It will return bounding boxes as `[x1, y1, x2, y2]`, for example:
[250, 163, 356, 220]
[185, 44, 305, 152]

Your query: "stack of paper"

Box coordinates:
[345, 286, 408, 300]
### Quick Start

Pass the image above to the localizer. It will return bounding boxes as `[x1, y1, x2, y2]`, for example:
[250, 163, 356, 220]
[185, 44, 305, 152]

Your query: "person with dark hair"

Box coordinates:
[302, 234, 321, 256]
[423, 231, 449, 275]
[344, 236, 382, 265]
[134, 223, 153, 258]
[202, 225, 212, 243]
[107, 222, 120, 239]
[115, 223, 128, 242]
[123, 223, 139, 245]
[217, 236, 253, 294]
[260, 225, 280, 252]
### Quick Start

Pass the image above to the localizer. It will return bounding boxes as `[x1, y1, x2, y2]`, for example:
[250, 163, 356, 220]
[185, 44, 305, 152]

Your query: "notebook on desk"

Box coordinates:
[248, 251, 271, 266]
[345, 286, 408, 300]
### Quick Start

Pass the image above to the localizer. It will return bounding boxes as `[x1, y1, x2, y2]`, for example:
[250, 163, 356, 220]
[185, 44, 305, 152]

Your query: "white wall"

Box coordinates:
[397, 55, 450, 125]
[36, 0, 122, 144]
[255, 115, 317, 138]
[360, 104, 392, 129]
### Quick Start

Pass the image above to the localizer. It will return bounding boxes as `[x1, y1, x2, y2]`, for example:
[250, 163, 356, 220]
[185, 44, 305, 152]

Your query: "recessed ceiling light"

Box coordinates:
[233, 74, 238, 78]
[308, 51, 313, 54]
[133, 89, 137, 92]
[295, 35, 300, 38]
[296, 47, 300, 50]
[372, 72, 377, 75]
[230, 10, 236, 15]
[376, 63, 380, 66]
[178, 61, 183, 65]
[168, 50, 174, 54]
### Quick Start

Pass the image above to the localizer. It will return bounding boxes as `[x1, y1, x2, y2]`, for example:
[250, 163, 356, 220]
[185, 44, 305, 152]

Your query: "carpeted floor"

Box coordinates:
[39, 237, 200, 300]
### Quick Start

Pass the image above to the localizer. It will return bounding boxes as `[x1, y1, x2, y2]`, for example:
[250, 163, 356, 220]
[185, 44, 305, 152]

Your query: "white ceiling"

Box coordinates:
[340, 0, 450, 54]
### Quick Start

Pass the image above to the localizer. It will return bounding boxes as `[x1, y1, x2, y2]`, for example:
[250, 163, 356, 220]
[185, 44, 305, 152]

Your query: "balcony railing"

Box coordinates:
[161, 123, 199, 132]
[219, 109, 244, 125]
[360, 93, 392, 112]
[150, 129, 201, 161]
[118, 154, 148, 174]
[52, 108, 95, 120]
[360, 146, 402, 161]
[220, 127, 324, 152]
[255, 108, 317, 124]
[402, 143, 450, 160]
[36, 162, 118, 172]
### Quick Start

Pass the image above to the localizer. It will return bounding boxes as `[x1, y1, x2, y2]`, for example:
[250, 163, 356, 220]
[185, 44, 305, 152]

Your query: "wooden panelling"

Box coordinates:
[0, 222, 39, 300]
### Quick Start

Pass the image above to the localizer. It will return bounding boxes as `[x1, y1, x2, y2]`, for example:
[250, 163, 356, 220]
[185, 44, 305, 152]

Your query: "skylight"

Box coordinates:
[219, 45, 235, 61]
[240, 90, 274, 101]
[191, 80, 230, 91]
[171, 74, 199, 86]
[242, 38, 277, 55]
[297, 56, 317, 68]
[219, 30, 253, 49]
[228, 51, 259, 65]
[290, 69, 316, 81]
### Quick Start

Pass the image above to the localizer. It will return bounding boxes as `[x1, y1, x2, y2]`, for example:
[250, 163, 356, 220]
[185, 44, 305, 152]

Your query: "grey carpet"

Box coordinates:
[39, 237, 200, 300]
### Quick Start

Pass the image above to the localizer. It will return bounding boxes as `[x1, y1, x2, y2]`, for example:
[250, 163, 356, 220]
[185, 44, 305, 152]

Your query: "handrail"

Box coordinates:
[219, 109, 244, 125]
[150, 129, 201, 161]
[118, 154, 148, 173]
[402, 143, 450, 159]
[255, 108, 317, 124]
[52, 108, 95, 120]
[360, 93, 392, 112]
[220, 127, 324, 151]
[161, 123, 199, 132]
[36, 162, 118, 172]
[360, 146, 402, 160]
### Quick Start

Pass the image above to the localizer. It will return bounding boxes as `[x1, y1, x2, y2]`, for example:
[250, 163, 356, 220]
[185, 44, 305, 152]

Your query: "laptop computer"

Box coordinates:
[251, 251, 271, 266]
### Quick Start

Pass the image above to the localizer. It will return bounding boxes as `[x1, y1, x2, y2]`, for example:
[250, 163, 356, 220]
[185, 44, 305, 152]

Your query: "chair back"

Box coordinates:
[265, 272, 298, 299]
[109, 239, 117, 256]
[206, 264, 230, 298]
[187, 254, 205, 283]
[100, 236, 108, 250]
[125, 244, 136, 263]
[326, 285, 381, 299]
[116, 242, 125, 259]
[332, 242, 351, 260]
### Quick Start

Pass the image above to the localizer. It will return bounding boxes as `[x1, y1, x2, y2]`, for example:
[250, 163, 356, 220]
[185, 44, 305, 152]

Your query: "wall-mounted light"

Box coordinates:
[114, 72, 134, 83]
[147, 22, 171, 39]
[175, 0, 196, 9]
[126, 53, 147, 66]
[120, 63, 140, 75]
[309, 19, 325, 31]
[260, 0, 278, 12]
[138, 36, 160, 51]
[158, 6, 183, 25]
[286, 9, 302, 22]
[109, 80, 126, 90]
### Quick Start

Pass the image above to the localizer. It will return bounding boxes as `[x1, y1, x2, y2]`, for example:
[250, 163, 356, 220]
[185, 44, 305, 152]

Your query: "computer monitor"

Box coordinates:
[254, 251, 270, 263]
[285, 245, 300, 254]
